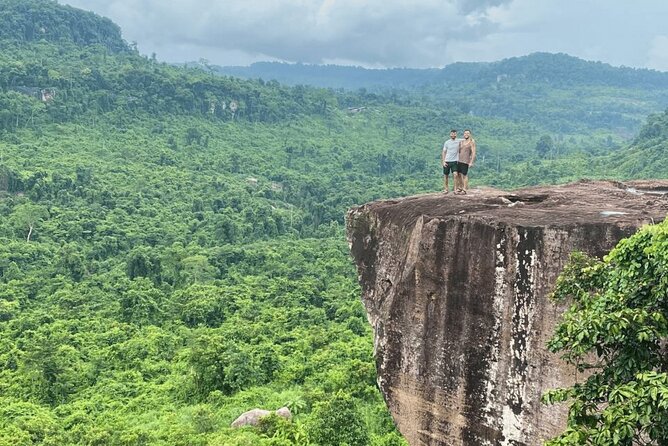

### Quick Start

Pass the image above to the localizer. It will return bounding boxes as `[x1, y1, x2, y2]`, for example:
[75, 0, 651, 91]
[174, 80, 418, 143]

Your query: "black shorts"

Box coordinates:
[458, 162, 469, 176]
[443, 161, 458, 175]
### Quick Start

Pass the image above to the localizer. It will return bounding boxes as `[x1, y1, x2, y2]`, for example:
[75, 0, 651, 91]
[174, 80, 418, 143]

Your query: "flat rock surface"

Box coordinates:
[360, 180, 668, 228]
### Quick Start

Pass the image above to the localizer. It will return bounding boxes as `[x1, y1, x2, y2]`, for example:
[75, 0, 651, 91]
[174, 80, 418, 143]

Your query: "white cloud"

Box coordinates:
[480, 0, 558, 31]
[60, 0, 509, 66]
[59, 0, 668, 69]
[647, 35, 668, 71]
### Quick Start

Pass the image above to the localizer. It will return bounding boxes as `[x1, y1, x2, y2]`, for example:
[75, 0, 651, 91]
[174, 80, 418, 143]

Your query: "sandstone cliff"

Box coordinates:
[347, 180, 668, 446]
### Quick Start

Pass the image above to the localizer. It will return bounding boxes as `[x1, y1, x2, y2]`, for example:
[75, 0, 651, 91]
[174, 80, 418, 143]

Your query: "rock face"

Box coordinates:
[347, 181, 668, 446]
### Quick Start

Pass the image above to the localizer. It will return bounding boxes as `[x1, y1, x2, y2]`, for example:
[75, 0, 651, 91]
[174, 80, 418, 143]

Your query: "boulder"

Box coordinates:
[231, 406, 292, 428]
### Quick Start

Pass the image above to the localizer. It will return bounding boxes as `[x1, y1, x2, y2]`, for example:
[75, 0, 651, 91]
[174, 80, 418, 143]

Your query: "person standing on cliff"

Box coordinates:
[456, 129, 476, 195]
[441, 129, 461, 194]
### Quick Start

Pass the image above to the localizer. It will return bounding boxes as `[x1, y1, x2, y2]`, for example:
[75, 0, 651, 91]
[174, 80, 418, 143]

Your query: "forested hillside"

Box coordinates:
[0, 1, 667, 445]
[620, 109, 668, 175]
[216, 53, 668, 136]
[0, 0, 127, 51]
[214, 62, 440, 91]
[216, 53, 668, 91]
[0, 2, 415, 445]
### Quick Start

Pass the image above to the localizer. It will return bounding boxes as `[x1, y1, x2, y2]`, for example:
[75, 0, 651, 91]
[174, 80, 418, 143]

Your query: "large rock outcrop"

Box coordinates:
[347, 180, 668, 446]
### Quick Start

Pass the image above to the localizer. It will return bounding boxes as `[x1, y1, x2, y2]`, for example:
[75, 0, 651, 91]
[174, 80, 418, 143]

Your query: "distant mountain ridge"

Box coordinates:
[214, 62, 442, 90]
[214, 53, 668, 91]
[213, 53, 668, 136]
[438, 53, 668, 88]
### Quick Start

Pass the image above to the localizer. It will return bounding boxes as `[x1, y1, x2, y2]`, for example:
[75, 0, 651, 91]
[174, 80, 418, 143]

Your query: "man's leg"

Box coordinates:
[457, 164, 468, 193]
[459, 174, 468, 193]
[443, 174, 449, 192]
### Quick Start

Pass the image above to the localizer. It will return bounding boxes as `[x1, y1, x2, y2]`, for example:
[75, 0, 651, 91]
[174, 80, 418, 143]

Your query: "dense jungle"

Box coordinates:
[1, 1, 667, 445]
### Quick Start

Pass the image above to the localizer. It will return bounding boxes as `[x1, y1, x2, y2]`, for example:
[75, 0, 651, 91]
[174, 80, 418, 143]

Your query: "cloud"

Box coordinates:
[59, 0, 668, 69]
[61, 0, 516, 67]
[455, 0, 509, 14]
[647, 35, 668, 72]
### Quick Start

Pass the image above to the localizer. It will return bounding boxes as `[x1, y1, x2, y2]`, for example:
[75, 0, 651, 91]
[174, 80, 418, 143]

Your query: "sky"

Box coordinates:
[60, 0, 668, 71]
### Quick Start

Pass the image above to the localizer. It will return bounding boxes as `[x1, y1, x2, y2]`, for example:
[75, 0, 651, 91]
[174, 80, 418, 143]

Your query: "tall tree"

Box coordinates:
[543, 220, 668, 445]
[535, 134, 555, 157]
[10, 202, 48, 241]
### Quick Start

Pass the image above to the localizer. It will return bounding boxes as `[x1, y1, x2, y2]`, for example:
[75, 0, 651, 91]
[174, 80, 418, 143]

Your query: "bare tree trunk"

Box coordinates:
[26, 224, 33, 242]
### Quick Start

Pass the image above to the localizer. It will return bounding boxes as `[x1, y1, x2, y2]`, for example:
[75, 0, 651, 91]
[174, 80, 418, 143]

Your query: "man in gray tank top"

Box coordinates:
[441, 129, 461, 194]
[457, 129, 477, 194]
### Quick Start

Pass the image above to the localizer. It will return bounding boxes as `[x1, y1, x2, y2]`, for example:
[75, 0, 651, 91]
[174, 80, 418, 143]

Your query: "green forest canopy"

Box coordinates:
[0, 0, 667, 445]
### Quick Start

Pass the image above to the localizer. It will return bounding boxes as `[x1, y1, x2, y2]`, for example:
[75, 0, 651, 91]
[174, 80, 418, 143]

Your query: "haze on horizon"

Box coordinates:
[60, 0, 668, 71]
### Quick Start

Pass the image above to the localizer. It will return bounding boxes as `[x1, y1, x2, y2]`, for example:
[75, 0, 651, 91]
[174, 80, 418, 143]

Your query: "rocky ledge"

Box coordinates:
[347, 180, 668, 446]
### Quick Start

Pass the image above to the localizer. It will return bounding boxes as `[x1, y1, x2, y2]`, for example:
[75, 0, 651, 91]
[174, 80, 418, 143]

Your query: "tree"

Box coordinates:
[10, 203, 48, 241]
[535, 134, 555, 157]
[543, 220, 668, 444]
[119, 277, 165, 325]
[307, 392, 370, 446]
[0, 400, 65, 445]
[126, 246, 162, 282]
[180, 255, 217, 285]
[0, 91, 45, 130]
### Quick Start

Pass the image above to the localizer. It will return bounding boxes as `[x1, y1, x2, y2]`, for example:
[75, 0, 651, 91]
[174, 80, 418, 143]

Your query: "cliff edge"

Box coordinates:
[347, 180, 668, 446]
